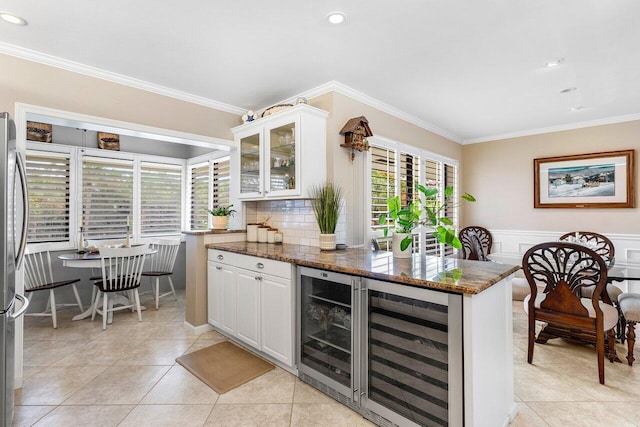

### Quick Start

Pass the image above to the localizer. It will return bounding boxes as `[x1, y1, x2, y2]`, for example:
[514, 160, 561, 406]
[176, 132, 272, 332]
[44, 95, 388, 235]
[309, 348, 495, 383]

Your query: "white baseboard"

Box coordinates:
[183, 321, 213, 335]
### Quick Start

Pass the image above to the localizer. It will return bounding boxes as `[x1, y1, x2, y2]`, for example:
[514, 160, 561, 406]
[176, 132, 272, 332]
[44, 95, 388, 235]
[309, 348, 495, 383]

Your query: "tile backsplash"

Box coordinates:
[245, 199, 346, 247]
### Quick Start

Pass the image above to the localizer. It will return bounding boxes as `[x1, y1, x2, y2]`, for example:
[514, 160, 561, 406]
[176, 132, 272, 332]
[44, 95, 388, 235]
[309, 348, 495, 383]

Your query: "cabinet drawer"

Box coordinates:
[208, 249, 291, 279]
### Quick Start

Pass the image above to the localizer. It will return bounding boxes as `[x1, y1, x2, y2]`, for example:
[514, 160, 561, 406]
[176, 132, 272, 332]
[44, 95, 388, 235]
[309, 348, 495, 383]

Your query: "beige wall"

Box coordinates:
[461, 120, 640, 234]
[0, 53, 241, 138]
[310, 92, 463, 245]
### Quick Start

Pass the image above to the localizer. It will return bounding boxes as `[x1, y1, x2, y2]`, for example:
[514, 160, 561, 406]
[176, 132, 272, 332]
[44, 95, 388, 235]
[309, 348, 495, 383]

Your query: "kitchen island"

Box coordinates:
[206, 242, 519, 427]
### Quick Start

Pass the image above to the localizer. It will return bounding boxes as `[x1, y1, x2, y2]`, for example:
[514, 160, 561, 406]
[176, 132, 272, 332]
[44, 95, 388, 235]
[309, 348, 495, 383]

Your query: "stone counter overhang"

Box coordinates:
[206, 241, 519, 295]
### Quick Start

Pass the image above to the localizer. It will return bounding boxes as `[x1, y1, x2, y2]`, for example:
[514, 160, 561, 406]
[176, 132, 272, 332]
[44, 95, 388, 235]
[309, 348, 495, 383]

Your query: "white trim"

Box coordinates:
[184, 321, 213, 335]
[464, 113, 640, 144]
[19, 103, 236, 150]
[1, 42, 246, 115]
[262, 81, 464, 144]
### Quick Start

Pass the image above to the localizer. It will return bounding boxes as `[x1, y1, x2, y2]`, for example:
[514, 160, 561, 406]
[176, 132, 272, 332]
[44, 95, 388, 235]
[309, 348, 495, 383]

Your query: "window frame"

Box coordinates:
[187, 151, 231, 230]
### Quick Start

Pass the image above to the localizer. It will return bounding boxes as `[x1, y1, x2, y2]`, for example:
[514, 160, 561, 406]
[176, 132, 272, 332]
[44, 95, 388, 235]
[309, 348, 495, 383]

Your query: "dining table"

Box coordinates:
[58, 247, 157, 321]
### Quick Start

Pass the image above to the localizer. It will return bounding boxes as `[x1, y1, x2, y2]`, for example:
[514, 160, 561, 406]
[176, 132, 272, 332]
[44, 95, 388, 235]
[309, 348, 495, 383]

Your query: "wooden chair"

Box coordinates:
[459, 226, 492, 261]
[142, 238, 180, 309]
[522, 242, 618, 384]
[91, 244, 148, 330]
[23, 249, 84, 328]
[618, 293, 640, 365]
[559, 231, 624, 339]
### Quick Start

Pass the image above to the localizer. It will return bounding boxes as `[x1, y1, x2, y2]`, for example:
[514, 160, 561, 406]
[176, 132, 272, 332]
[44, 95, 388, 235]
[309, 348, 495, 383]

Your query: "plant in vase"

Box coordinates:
[418, 185, 475, 250]
[207, 204, 236, 230]
[310, 182, 343, 250]
[378, 196, 421, 258]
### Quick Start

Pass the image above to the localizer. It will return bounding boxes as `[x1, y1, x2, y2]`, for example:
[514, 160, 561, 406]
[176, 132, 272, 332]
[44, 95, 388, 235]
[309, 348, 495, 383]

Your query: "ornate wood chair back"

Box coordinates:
[459, 226, 492, 261]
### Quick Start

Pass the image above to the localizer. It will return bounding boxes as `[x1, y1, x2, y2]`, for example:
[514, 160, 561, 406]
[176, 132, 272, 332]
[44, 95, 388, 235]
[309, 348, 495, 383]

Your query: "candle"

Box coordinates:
[127, 216, 130, 226]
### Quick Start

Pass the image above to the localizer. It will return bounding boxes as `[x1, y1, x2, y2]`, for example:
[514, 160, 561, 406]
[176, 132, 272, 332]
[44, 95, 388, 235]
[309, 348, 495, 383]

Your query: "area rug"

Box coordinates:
[176, 341, 275, 394]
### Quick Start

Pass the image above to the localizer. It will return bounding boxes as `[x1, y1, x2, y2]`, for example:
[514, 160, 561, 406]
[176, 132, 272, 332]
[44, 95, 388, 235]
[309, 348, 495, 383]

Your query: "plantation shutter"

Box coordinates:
[442, 163, 458, 256]
[370, 146, 396, 250]
[212, 157, 230, 208]
[190, 162, 210, 230]
[82, 157, 133, 239]
[25, 152, 70, 243]
[140, 162, 182, 236]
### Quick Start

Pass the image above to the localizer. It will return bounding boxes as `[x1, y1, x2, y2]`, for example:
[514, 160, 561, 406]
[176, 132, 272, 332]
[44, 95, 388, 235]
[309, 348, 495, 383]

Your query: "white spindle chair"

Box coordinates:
[91, 244, 148, 330]
[142, 238, 180, 309]
[23, 248, 84, 328]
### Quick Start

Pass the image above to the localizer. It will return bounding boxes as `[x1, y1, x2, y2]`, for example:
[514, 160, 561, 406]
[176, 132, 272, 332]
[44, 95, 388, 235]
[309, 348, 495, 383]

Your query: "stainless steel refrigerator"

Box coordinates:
[0, 112, 29, 427]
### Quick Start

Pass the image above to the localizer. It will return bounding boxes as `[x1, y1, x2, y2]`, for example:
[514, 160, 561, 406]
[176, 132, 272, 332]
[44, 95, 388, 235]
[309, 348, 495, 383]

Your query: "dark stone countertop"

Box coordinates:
[182, 229, 246, 236]
[206, 241, 519, 295]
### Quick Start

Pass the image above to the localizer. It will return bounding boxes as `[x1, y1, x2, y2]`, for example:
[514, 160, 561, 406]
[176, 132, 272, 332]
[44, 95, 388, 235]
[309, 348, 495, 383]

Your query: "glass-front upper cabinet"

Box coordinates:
[232, 104, 328, 201]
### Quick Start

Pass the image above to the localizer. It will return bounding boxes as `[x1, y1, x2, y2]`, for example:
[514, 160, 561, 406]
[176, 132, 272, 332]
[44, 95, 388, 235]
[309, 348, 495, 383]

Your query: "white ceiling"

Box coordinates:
[2, 0, 640, 144]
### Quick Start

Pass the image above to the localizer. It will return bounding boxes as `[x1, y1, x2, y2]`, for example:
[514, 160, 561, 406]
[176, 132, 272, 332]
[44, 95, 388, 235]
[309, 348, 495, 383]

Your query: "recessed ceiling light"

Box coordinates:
[545, 57, 565, 68]
[327, 12, 347, 25]
[569, 106, 584, 112]
[0, 11, 27, 26]
[560, 87, 577, 94]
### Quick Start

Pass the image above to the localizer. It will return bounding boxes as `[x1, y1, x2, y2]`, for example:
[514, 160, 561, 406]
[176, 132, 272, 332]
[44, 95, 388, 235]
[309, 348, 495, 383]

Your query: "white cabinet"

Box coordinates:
[232, 104, 328, 201]
[207, 249, 294, 369]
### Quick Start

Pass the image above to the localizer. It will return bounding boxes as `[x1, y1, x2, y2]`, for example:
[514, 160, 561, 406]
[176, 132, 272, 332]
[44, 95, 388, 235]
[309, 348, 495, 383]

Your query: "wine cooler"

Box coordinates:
[298, 268, 463, 427]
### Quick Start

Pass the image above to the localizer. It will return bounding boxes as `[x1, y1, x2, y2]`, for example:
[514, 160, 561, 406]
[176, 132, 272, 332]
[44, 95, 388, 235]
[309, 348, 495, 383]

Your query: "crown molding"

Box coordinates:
[262, 80, 464, 144]
[464, 112, 640, 144]
[0, 42, 246, 115]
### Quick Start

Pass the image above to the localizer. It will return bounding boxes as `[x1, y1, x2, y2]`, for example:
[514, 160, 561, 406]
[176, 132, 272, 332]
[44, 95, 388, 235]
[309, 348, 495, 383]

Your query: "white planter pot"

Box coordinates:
[211, 216, 228, 230]
[319, 233, 337, 251]
[392, 232, 413, 258]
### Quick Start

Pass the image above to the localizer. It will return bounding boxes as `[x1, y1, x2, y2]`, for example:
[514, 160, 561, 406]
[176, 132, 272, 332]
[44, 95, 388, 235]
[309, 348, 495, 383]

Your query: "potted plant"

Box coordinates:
[418, 185, 475, 250]
[207, 204, 236, 230]
[310, 182, 343, 250]
[378, 196, 421, 258]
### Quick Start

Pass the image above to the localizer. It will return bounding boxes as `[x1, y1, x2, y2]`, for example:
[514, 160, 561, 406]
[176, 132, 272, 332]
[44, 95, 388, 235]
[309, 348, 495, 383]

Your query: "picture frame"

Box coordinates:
[534, 150, 635, 208]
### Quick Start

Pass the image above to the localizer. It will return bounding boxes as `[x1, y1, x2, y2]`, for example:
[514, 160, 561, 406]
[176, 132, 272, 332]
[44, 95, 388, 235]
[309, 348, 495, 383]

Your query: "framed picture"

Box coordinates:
[534, 150, 635, 208]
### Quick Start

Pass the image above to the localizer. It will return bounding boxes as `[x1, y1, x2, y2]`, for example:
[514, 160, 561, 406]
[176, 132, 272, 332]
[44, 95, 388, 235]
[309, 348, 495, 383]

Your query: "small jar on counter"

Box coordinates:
[246, 224, 258, 242]
[257, 226, 269, 243]
[274, 231, 283, 244]
[267, 228, 277, 243]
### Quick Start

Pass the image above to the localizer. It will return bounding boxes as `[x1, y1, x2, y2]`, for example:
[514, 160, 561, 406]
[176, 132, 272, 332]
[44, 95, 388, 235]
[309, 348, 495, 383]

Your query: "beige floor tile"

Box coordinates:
[527, 401, 636, 427]
[293, 379, 336, 404]
[22, 340, 87, 367]
[605, 401, 640, 424]
[64, 365, 170, 405]
[205, 403, 291, 427]
[33, 405, 134, 427]
[16, 365, 108, 405]
[115, 339, 195, 366]
[509, 402, 549, 427]
[141, 365, 219, 404]
[514, 364, 595, 402]
[290, 403, 375, 427]
[52, 339, 132, 366]
[216, 367, 296, 405]
[143, 322, 201, 340]
[196, 329, 227, 341]
[11, 405, 54, 427]
[183, 339, 228, 355]
[119, 404, 213, 427]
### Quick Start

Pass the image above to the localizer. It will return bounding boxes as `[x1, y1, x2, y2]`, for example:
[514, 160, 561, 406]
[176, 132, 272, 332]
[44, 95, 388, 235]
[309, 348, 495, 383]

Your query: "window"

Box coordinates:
[212, 157, 230, 208]
[189, 156, 230, 231]
[82, 157, 133, 239]
[368, 139, 459, 256]
[140, 162, 182, 236]
[25, 152, 71, 243]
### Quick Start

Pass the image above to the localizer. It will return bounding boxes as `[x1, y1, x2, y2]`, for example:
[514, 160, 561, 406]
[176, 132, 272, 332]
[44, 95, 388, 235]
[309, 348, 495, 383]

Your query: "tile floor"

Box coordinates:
[13, 292, 640, 426]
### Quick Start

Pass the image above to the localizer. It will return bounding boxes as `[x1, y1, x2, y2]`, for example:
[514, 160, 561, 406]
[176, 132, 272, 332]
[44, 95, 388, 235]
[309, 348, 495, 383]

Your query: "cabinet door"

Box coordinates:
[217, 264, 237, 335]
[207, 261, 234, 329]
[265, 117, 300, 198]
[239, 131, 263, 199]
[260, 273, 293, 365]
[236, 268, 260, 348]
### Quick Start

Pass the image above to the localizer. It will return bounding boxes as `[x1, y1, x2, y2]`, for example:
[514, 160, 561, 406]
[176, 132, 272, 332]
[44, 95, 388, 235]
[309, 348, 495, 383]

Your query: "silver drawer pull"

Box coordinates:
[217, 254, 224, 260]
[255, 276, 262, 281]
[216, 266, 222, 270]
[256, 262, 264, 269]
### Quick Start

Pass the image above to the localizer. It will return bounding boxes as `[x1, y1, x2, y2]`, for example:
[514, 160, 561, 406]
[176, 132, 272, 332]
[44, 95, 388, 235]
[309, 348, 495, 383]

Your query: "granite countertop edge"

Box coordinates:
[183, 229, 246, 236]
[206, 242, 520, 295]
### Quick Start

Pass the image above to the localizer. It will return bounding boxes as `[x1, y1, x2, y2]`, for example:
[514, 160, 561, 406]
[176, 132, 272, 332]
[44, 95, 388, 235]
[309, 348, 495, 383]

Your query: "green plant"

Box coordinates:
[310, 182, 343, 234]
[378, 196, 422, 251]
[418, 185, 475, 249]
[207, 204, 236, 217]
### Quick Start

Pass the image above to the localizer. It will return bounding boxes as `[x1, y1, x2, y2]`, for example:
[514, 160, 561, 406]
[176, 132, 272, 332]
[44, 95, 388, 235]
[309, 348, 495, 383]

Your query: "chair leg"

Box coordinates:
[626, 321, 636, 366]
[71, 284, 84, 312]
[527, 316, 535, 364]
[596, 328, 605, 385]
[91, 290, 101, 321]
[155, 278, 160, 310]
[607, 329, 616, 363]
[168, 276, 177, 301]
[134, 289, 142, 322]
[102, 293, 108, 330]
[50, 289, 57, 329]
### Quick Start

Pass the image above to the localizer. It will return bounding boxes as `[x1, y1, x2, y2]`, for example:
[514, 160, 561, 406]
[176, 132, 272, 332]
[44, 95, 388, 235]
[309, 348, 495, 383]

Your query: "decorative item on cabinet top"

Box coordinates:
[339, 116, 373, 161]
[98, 132, 120, 151]
[26, 121, 52, 143]
[262, 104, 293, 117]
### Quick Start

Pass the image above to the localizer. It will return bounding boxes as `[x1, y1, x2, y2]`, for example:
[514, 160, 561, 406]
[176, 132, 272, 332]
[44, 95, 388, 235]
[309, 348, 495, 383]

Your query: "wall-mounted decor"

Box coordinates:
[339, 116, 373, 161]
[26, 121, 52, 142]
[97, 132, 120, 151]
[534, 150, 635, 208]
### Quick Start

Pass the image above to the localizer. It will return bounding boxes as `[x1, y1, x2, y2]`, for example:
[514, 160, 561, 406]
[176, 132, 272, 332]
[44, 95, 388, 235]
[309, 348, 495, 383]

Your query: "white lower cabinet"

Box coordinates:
[207, 249, 294, 369]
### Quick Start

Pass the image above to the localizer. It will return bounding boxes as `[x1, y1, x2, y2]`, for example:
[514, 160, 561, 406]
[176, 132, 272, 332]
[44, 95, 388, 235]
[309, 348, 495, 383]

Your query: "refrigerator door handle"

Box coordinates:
[10, 293, 29, 319]
[15, 150, 29, 270]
